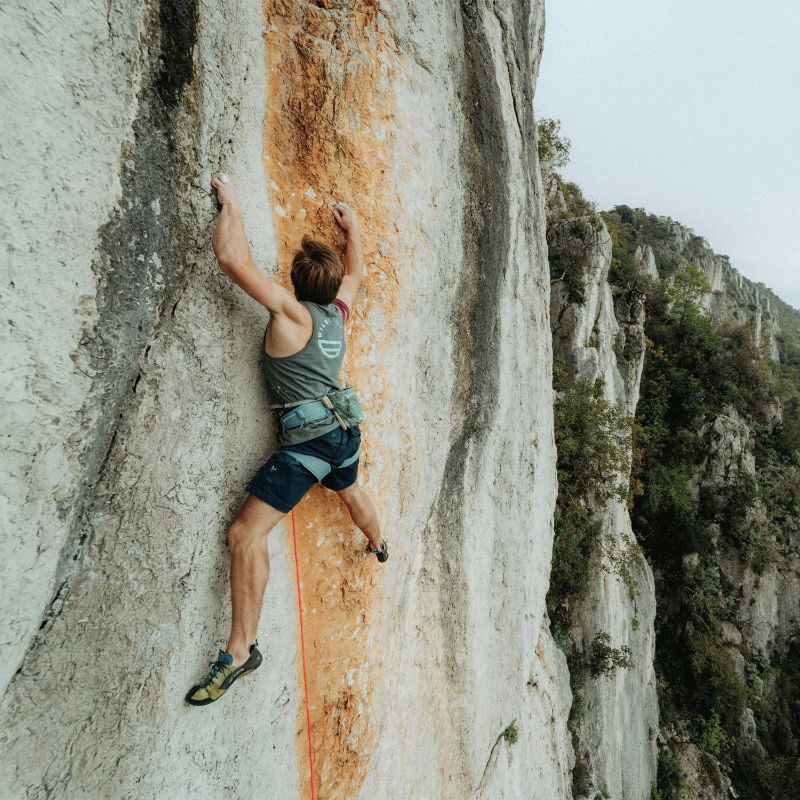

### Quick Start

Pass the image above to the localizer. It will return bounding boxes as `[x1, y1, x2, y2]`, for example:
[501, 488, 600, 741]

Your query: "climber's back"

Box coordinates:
[261, 299, 349, 404]
[261, 296, 352, 446]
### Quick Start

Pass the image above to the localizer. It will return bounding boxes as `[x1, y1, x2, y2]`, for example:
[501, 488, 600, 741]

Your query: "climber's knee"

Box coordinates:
[227, 518, 267, 553]
[228, 514, 277, 550]
[227, 494, 285, 552]
[337, 482, 362, 508]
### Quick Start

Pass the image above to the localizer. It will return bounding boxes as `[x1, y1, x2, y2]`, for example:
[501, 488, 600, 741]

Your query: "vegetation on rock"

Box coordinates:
[544, 117, 800, 798]
[614, 207, 800, 798]
[548, 372, 633, 632]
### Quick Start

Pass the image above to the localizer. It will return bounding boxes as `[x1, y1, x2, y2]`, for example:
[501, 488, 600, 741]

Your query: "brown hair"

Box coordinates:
[290, 234, 344, 304]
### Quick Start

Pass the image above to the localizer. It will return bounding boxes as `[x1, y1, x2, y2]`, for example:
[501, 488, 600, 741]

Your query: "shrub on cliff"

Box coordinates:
[548, 215, 601, 305]
[652, 749, 685, 800]
[689, 632, 747, 733]
[537, 117, 571, 170]
[602, 206, 683, 278]
[770, 332, 800, 458]
[549, 376, 633, 632]
[587, 631, 633, 677]
[606, 218, 656, 300]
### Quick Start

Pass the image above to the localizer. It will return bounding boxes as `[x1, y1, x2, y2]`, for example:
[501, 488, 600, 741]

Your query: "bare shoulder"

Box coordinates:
[278, 293, 312, 325]
[264, 300, 313, 357]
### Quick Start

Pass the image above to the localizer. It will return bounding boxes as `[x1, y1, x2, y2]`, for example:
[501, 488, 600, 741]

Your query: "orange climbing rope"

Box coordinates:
[291, 507, 317, 800]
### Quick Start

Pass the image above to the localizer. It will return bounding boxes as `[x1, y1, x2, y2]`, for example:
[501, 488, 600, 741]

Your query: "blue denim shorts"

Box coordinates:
[245, 425, 361, 513]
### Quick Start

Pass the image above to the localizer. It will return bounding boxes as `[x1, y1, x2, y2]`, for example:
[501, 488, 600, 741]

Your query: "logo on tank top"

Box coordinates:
[316, 315, 343, 359]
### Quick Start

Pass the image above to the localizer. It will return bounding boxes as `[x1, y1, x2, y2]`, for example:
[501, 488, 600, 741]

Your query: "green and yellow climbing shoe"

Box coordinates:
[366, 538, 389, 563]
[185, 643, 263, 706]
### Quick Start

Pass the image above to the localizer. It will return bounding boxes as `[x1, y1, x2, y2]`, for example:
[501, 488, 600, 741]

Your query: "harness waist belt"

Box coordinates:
[279, 400, 333, 431]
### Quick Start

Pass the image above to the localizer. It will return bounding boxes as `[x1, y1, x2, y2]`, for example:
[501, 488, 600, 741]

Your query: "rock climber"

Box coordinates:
[185, 173, 387, 706]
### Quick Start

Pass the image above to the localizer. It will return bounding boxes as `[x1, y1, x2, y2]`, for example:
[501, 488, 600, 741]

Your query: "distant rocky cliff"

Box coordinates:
[542, 138, 800, 799]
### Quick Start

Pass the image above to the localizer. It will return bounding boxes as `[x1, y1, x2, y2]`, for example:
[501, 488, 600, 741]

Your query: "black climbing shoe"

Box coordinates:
[366, 538, 389, 563]
[185, 643, 263, 706]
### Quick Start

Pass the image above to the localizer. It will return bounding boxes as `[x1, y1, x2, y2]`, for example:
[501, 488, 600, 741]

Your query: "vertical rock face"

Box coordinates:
[628, 214, 781, 360]
[547, 186, 659, 798]
[2, 2, 567, 798]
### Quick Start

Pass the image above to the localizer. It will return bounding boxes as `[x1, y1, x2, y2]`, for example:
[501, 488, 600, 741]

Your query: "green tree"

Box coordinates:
[537, 117, 571, 170]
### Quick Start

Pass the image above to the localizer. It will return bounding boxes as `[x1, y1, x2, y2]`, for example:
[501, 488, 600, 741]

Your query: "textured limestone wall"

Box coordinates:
[2, 1, 565, 798]
[550, 213, 659, 799]
[656, 222, 780, 359]
[2, 0, 150, 694]
[2, 1, 298, 796]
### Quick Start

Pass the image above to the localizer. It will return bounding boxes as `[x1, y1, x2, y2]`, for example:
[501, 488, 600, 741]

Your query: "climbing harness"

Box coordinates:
[271, 387, 366, 431]
[291, 506, 317, 800]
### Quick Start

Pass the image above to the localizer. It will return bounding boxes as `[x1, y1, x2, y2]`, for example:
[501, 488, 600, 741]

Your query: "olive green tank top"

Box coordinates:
[261, 301, 346, 444]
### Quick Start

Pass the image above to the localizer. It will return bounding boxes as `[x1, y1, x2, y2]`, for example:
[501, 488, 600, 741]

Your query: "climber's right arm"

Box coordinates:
[212, 194, 299, 316]
[217, 251, 298, 316]
[332, 202, 364, 311]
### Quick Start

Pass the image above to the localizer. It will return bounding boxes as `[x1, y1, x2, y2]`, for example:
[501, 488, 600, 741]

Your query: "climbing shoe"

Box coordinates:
[366, 538, 389, 563]
[185, 643, 263, 706]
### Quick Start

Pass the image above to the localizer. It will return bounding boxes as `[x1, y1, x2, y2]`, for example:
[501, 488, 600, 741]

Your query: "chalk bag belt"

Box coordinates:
[276, 400, 334, 430]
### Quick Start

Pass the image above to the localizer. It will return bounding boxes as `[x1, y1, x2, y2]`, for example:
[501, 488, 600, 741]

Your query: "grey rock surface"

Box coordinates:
[549, 205, 658, 797]
[1, 1, 564, 798]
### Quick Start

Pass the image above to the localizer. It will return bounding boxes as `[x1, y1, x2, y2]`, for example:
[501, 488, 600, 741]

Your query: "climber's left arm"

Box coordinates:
[333, 202, 364, 311]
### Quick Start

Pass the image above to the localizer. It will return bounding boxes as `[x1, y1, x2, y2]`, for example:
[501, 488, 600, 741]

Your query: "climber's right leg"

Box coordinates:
[185, 495, 281, 707]
[337, 483, 388, 563]
[228, 449, 320, 658]
[186, 450, 318, 706]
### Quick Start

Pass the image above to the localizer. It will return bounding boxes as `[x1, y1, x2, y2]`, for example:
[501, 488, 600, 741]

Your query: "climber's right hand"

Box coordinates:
[212, 172, 239, 208]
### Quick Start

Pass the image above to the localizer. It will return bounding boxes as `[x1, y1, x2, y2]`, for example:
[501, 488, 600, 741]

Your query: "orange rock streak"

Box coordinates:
[262, 1, 401, 797]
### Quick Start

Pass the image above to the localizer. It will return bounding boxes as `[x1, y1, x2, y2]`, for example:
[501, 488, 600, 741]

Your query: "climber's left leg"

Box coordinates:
[225, 494, 285, 665]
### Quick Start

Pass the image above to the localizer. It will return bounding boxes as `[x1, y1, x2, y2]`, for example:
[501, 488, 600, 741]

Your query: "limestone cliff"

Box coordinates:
[545, 171, 658, 799]
[2, 1, 569, 798]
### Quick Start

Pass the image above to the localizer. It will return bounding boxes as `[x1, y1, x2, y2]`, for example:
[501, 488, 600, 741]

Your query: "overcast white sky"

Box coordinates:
[535, 0, 800, 308]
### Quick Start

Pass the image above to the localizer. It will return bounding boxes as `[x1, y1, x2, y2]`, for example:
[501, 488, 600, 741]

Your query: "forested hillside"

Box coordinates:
[542, 118, 800, 800]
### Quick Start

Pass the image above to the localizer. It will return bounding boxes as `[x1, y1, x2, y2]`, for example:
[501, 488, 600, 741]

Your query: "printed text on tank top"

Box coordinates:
[263, 299, 349, 359]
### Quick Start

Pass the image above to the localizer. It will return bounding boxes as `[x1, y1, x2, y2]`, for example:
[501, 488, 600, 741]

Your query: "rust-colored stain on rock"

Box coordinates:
[262, 1, 401, 796]
[536, 635, 547, 668]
